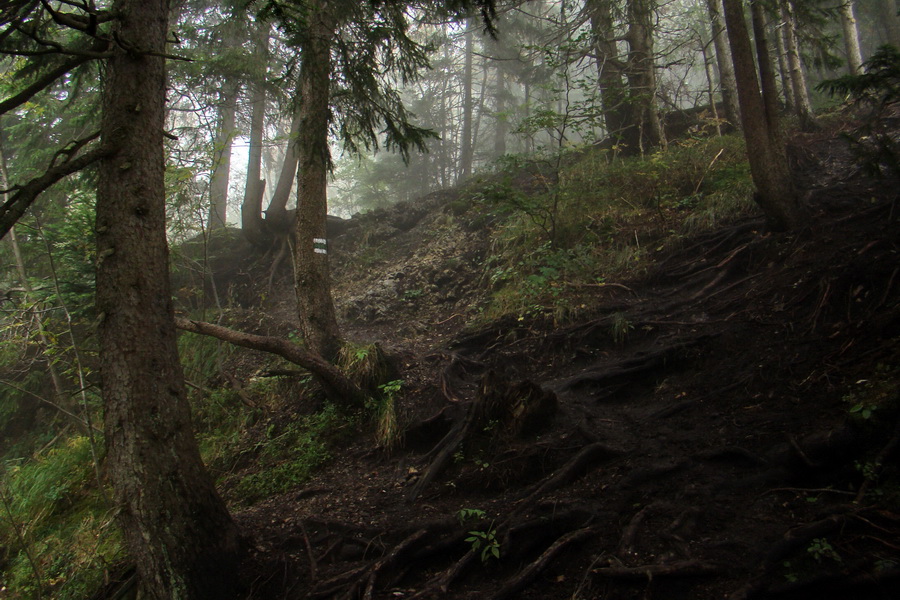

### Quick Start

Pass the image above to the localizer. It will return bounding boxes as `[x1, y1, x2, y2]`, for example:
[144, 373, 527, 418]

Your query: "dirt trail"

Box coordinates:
[234, 130, 900, 599]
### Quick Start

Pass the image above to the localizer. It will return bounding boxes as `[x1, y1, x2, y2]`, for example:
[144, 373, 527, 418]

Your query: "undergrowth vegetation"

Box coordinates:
[473, 134, 754, 323]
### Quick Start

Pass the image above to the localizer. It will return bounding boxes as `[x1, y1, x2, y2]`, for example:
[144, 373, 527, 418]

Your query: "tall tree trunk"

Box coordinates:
[700, 34, 723, 136]
[458, 19, 475, 181]
[523, 80, 535, 154]
[95, 0, 241, 597]
[838, 0, 863, 75]
[587, 0, 632, 143]
[207, 81, 238, 230]
[294, 0, 342, 360]
[266, 108, 302, 233]
[775, 18, 796, 113]
[493, 69, 508, 157]
[241, 24, 270, 246]
[706, 0, 741, 128]
[780, 0, 815, 129]
[625, 0, 665, 153]
[722, 0, 806, 231]
[750, 0, 780, 132]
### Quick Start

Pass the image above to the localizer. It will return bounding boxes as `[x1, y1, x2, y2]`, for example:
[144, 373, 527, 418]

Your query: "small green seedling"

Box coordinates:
[466, 524, 501, 563]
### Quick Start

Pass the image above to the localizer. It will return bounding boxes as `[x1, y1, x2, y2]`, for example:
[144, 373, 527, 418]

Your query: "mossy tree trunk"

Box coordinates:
[95, 0, 241, 596]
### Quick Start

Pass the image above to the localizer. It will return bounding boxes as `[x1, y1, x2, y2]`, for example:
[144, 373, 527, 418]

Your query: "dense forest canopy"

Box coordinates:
[0, 0, 898, 598]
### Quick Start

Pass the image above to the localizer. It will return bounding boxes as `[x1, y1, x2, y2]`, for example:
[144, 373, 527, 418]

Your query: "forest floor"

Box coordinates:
[208, 124, 899, 599]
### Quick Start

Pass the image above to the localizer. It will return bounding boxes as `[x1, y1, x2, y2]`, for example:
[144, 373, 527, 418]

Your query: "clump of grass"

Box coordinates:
[610, 312, 634, 345]
[338, 341, 391, 390]
[371, 380, 403, 451]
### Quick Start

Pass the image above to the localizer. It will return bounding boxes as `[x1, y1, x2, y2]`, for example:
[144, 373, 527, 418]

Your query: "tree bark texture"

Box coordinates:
[95, 0, 241, 597]
[706, 0, 741, 128]
[721, 0, 806, 231]
[838, 0, 863, 75]
[293, 0, 343, 360]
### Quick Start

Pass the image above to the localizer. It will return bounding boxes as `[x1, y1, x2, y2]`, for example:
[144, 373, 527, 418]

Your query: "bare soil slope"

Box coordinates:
[228, 128, 900, 599]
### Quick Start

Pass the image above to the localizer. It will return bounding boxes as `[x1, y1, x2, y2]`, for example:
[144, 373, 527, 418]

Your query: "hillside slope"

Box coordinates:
[198, 127, 899, 600]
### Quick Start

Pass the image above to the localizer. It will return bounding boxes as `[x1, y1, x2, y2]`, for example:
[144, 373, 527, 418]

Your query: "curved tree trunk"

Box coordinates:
[95, 0, 241, 597]
[241, 76, 268, 246]
[722, 0, 806, 231]
[265, 108, 302, 233]
[294, 0, 343, 360]
[208, 81, 238, 230]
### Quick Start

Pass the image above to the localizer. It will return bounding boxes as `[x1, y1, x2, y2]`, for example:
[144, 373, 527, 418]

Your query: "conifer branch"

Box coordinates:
[0, 139, 112, 239]
[0, 53, 94, 115]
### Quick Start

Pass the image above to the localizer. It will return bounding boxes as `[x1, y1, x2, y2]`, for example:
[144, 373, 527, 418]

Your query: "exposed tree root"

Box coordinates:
[548, 338, 705, 395]
[590, 559, 719, 580]
[519, 442, 622, 503]
[406, 398, 479, 502]
[619, 502, 669, 557]
[730, 513, 849, 599]
[408, 370, 557, 501]
[358, 528, 429, 600]
[855, 415, 900, 502]
[653, 220, 761, 279]
[493, 527, 596, 600]
[764, 565, 900, 598]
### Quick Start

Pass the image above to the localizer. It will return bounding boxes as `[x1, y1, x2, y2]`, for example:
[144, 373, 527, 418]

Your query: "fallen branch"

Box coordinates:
[174, 318, 365, 406]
